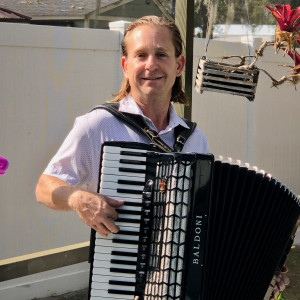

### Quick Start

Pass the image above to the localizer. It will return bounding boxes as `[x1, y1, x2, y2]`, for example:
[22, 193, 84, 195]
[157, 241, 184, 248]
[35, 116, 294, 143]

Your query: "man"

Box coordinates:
[35, 16, 289, 299]
[35, 16, 209, 238]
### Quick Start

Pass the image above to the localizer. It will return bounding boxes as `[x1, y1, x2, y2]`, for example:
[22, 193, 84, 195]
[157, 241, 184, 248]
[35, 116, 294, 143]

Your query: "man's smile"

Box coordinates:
[142, 76, 163, 80]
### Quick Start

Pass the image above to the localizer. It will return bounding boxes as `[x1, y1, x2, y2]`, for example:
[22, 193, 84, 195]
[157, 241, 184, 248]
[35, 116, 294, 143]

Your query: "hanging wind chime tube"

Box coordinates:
[194, 0, 260, 101]
[195, 59, 260, 101]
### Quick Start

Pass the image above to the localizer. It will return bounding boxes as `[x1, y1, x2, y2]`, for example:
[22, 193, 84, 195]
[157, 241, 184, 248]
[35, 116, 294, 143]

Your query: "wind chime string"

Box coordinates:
[244, 0, 254, 60]
[204, 0, 218, 59]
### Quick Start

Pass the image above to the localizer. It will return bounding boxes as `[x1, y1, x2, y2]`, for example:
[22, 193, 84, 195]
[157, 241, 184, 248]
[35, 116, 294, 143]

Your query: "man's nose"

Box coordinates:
[145, 55, 157, 70]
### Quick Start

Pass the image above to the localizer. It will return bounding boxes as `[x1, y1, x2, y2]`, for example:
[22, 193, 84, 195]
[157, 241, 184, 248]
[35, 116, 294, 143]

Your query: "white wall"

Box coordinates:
[0, 23, 123, 260]
[193, 38, 300, 195]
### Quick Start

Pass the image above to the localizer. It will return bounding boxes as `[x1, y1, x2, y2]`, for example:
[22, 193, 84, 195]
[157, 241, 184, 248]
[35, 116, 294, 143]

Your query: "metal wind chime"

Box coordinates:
[194, 0, 260, 101]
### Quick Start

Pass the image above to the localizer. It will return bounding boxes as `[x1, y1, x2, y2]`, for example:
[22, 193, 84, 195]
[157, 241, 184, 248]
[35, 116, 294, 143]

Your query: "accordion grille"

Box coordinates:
[144, 159, 192, 299]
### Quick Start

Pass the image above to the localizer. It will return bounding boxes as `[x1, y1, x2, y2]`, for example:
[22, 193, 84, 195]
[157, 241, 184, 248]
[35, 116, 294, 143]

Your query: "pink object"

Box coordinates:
[0, 156, 9, 175]
[265, 4, 300, 32]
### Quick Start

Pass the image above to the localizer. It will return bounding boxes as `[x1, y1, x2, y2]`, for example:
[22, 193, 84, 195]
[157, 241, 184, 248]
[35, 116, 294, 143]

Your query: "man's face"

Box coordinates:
[121, 25, 185, 104]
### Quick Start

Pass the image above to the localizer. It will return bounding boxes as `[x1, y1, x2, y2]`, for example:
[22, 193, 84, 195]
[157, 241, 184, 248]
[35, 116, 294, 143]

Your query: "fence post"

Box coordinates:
[175, 0, 194, 121]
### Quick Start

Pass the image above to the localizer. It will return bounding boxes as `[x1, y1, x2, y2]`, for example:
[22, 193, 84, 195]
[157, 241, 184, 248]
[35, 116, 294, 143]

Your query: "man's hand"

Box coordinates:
[35, 174, 124, 237]
[69, 190, 124, 237]
[269, 265, 289, 300]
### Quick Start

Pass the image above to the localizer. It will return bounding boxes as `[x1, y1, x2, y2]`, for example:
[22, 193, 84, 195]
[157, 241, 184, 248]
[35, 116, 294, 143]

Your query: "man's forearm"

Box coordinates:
[35, 174, 77, 211]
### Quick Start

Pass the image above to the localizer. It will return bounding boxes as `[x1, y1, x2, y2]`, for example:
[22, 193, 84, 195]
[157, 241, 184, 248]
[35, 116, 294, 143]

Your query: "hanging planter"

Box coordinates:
[195, 58, 260, 101]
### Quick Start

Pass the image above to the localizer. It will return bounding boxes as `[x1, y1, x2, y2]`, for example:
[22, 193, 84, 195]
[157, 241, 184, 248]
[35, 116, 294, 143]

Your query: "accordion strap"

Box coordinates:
[91, 102, 196, 152]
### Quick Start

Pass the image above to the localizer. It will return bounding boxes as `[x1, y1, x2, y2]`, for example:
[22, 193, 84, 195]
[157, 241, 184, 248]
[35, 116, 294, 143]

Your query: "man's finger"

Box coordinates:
[102, 216, 120, 234]
[104, 196, 124, 208]
[92, 223, 111, 237]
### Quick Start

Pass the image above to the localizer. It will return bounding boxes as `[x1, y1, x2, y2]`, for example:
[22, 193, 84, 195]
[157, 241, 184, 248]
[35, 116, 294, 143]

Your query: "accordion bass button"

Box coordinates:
[143, 192, 152, 198]
[143, 180, 154, 199]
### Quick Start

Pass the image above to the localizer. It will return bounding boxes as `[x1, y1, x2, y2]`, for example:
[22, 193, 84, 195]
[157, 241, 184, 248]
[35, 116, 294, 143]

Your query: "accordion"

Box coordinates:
[88, 141, 299, 300]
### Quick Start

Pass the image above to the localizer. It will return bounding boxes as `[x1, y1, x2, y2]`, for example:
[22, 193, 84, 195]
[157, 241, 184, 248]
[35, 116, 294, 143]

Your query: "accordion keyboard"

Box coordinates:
[90, 145, 149, 300]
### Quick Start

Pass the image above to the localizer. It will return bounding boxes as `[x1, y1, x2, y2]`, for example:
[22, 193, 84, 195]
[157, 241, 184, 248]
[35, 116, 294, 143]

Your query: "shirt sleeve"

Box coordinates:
[43, 115, 95, 191]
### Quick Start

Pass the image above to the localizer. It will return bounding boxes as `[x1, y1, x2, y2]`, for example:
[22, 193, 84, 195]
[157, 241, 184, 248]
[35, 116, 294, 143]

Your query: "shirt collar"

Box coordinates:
[119, 95, 190, 133]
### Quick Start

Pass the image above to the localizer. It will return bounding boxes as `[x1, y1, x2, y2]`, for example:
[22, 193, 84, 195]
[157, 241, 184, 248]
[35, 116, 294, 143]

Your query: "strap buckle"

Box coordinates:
[145, 128, 159, 139]
[173, 135, 187, 152]
[176, 135, 187, 146]
[145, 129, 172, 152]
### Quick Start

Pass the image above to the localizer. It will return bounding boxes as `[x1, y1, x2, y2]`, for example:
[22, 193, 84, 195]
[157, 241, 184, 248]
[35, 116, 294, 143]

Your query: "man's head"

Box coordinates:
[111, 16, 188, 105]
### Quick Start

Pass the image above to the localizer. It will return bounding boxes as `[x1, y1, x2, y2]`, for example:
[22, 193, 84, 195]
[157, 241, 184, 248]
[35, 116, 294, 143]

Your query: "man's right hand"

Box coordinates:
[35, 174, 124, 237]
[69, 190, 124, 237]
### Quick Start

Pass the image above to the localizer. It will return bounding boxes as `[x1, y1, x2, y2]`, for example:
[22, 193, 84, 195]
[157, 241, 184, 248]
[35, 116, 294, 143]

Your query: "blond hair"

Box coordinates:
[109, 16, 188, 105]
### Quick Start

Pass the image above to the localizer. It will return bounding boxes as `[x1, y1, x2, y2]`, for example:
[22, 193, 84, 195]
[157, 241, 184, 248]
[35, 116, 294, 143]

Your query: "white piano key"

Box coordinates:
[92, 281, 135, 292]
[115, 220, 141, 228]
[96, 233, 139, 242]
[90, 288, 134, 299]
[92, 274, 136, 284]
[98, 194, 142, 205]
[95, 228, 139, 239]
[116, 213, 141, 221]
[94, 245, 138, 255]
[101, 169, 146, 178]
[100, 174, 145, 183]
[94, 252, 137, 262]
[100, 189, 142, 199]
[102, 160, 146, 170]
[95, 238, 139, 249]
[100, 182, 144, 191]
[103, 152, 147, 162]
[103, 145, 148, 155]
[92, 283, 135, 293]
[117, 205, 142, 212]
[90, 296, 131, 300]
[93, 260, 136, 271]
[92, 266, 136, 277]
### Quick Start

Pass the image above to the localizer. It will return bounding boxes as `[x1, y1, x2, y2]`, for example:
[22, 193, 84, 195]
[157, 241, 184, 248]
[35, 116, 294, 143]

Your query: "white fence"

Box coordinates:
[193, 37, 300, 192]
[0, 22, 299, 299]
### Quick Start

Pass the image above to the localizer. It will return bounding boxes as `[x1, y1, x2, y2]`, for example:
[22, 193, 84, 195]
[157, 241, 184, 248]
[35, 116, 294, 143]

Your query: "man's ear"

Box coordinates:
[121, 56, 128, 78]
[176, 55, 185, 76]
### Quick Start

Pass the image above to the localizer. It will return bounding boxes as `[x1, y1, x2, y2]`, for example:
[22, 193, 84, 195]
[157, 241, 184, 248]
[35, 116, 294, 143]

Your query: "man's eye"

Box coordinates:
[137, 53, 146, 58]
[158, 53, 167, 57]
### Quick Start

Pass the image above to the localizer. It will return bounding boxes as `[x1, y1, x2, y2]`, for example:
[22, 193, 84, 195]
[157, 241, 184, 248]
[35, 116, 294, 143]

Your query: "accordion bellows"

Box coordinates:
[89, 142, 299, 300]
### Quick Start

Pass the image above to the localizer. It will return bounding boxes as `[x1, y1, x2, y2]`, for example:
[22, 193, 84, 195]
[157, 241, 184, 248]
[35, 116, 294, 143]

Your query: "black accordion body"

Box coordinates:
[88, 142, 300, 300]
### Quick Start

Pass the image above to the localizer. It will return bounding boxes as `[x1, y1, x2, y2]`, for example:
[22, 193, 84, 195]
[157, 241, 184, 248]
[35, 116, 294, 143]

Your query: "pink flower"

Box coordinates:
[265, 4, 300, 32]
[286, 50, 300, 73]
[0, 155, 9, 175]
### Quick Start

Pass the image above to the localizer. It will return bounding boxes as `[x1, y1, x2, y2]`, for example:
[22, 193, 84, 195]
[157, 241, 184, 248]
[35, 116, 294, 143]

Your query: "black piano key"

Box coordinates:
[108, 289, 135, 295]
[117, 217, 141, 224]
[113, 239, 139, 245]
[123, 201, 142, 207]
[120, 159, 147, 165]
[118, 229, 139, 236]
[110, 268, 136, 274]
[111, 251, 138, 257]
[111, 259, 137, 266]
[117, 188, 143, 194]
[116, 209, 142, 216]
[109, 280, 136, 286]
[118, 179, 145, 186]
[120, 150, 147, 157]
[119, 167, 146, 174]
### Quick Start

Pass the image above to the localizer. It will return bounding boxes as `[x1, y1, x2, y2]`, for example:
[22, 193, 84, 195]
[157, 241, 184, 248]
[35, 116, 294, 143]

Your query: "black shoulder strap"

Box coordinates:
[91, 102, 196, 152]
[173, 118, 197, 152]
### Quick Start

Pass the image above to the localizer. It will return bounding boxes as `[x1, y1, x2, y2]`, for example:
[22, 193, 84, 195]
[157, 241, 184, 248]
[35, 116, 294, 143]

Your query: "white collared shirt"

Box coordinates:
[44, 95, 209, 192]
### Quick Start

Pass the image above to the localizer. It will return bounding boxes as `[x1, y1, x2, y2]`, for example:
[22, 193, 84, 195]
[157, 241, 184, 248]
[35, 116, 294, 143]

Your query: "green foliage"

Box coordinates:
[194, 0, 300, 32]
[276, 292, 286, 299]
